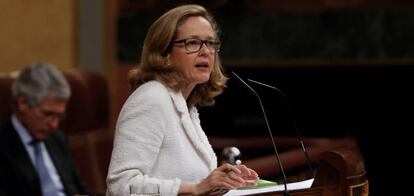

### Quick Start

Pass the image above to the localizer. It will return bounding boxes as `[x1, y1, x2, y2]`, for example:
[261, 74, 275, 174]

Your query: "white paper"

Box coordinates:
[224, 178, 314, 196]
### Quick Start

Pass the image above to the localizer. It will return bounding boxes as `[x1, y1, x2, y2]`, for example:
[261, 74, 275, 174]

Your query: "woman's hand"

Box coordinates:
[234, 164, 259, 186]
[193, 164, 260, 195]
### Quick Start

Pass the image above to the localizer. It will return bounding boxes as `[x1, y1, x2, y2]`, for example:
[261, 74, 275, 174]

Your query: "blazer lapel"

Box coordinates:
[44, 131, 71, 193]
[2, 120, 42, 195]
[168, 90, 217, 171]
[44, 134, 64, 179]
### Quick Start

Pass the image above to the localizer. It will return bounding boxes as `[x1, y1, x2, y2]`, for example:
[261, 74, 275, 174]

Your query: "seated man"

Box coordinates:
[0, 63, 90, 196]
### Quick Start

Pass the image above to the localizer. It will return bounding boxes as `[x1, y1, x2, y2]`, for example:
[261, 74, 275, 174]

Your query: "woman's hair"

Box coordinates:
[128, 4, 228, 107]
[12, 63, 71, 107]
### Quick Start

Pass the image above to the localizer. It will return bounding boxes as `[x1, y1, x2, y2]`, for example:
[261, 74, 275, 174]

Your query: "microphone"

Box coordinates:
[222, 146, 242, 165]
[247, 78, 315, 178]
[231, 71, 289, 196]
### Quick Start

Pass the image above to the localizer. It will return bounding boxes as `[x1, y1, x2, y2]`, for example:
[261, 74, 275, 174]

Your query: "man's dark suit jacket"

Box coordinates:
[0, 120, 90, 196]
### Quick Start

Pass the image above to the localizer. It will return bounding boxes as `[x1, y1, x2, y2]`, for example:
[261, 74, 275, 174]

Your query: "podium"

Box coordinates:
[256, 146, 369, 196]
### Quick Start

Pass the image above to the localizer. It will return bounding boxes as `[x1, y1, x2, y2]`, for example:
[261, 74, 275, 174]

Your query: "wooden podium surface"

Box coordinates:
[255, 146, 369, 196]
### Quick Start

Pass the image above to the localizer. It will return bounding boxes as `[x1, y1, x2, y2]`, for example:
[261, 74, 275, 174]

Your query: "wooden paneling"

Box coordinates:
[0, 0, 77, 72]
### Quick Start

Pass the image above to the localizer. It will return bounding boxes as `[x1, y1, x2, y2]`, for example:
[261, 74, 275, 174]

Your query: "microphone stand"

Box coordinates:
[247, 79, 315, 178]
[232, 72, 289, 196]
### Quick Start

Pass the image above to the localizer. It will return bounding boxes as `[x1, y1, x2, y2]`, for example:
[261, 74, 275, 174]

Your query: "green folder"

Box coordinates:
[238, 179, 278, 190]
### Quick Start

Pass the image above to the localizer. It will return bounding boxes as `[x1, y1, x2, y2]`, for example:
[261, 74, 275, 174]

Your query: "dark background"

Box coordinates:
[200, 65, 414, 195]
[118, 3, 414, 61]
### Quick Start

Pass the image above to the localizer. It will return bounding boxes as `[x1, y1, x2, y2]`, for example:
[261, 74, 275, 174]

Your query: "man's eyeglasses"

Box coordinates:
[37, 108, 66, 122]
[172, 38, 221, 53]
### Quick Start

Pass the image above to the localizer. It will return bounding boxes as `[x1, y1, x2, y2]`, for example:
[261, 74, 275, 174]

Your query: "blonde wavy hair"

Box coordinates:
[128, 4, 228, 107]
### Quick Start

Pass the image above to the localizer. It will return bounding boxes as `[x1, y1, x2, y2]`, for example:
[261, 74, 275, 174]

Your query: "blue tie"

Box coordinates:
[32, 141, 60, 196]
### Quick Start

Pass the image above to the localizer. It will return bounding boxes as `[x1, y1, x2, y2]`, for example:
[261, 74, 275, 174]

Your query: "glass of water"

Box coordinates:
[130, 183, 160, 196]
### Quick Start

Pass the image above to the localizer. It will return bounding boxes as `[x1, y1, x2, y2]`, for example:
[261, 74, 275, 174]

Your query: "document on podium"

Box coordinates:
[224, 178, 314, 196]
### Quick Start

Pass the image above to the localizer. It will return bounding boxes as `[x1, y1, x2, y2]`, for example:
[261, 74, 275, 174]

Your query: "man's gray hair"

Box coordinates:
[12, 63, 71, 107]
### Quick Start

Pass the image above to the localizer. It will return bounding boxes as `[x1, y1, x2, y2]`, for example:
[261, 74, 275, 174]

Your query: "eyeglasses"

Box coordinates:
[172, 38, 221, 53]
[37, 107, 66, 122]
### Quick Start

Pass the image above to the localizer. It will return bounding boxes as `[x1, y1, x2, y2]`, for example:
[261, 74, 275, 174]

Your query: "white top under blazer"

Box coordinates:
[106, 80, 217, 196]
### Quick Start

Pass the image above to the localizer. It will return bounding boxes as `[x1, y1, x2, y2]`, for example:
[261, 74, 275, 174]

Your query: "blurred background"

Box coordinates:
[1, 0, 414, 195]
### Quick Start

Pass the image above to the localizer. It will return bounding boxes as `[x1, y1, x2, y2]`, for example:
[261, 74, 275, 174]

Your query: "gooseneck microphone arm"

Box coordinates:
[231, 72, 289, 196]
[247, 78, 315, 178]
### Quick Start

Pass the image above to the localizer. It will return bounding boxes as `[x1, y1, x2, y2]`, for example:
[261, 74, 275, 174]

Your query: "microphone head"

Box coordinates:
[247, 78, 282, 92]
[231, 71, 258, 96]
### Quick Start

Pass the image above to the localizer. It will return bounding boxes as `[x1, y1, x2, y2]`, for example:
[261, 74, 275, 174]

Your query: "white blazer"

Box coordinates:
[106, 80, 217, 196]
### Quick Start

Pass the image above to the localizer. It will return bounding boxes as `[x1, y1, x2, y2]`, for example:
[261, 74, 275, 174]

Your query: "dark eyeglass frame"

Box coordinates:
[172, 38, 221, 53]
[37, 107, 66, 121]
